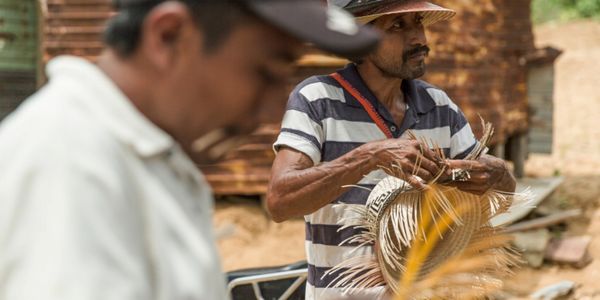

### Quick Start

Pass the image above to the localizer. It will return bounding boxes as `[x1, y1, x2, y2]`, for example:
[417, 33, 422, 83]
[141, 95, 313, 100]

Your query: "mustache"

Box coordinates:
[402, 45, 430, 61]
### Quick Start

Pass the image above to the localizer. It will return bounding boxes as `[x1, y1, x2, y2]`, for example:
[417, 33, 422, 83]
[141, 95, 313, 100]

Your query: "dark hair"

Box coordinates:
[103, 0, 252, 56]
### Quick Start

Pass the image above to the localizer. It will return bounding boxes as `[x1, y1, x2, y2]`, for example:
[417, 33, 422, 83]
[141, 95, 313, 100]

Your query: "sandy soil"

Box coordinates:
[213, 198, 306, 272]
[213, 20, 600, 298]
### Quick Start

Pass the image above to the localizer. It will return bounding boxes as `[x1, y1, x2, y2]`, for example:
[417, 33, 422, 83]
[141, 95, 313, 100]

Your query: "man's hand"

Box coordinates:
[444, 154, 516, 195]
[267, 138, 444, 222]
[367, 139, 443, 189]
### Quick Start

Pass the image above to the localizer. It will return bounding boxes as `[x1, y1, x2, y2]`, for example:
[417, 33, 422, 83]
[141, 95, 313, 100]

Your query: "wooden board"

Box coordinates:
[490, 176, 564, 227]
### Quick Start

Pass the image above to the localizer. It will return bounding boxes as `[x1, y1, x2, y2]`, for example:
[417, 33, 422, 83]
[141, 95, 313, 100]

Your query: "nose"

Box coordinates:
[408, 24, 427, 47]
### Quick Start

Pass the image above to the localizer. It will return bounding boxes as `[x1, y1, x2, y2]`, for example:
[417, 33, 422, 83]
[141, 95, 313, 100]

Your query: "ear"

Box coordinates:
[137, 2, 200, 71]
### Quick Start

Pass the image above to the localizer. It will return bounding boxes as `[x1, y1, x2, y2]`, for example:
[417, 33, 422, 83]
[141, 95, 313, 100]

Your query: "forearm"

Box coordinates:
[267, 145, 378, 222]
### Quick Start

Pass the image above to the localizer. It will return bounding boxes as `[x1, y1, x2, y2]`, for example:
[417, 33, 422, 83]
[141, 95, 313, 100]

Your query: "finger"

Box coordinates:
[443, 170, 490, 185]
[468, 172, 492, 184]
[419, 143, 443, 164]
[444, 160, 487, 175]
[406, 175, 426, 190]
[397, 158, 434, 182]
[402, 156, 435, 181]
[403, 141, 441, 176]
[414, 167, 434, 182]
[437, 171, 453, 183]
[417, 155, 442, 177]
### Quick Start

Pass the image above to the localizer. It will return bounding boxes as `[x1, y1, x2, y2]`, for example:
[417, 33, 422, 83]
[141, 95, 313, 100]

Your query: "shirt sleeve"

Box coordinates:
[273, 88, 324, 165]
[0, 147, 152, 300]
[449, 105, 479, 159]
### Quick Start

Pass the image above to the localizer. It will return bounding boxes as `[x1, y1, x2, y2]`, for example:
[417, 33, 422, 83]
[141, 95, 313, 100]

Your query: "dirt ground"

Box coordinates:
[213, 20, 600, 298]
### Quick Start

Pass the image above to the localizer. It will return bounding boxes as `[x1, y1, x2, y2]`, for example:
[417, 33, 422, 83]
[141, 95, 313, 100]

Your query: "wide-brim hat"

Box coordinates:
[365, 176, 482, 292]
[330, 0, 456, 26]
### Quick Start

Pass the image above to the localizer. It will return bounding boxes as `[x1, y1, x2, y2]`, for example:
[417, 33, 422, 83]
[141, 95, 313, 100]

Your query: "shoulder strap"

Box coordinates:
[330, 72, 393, 139]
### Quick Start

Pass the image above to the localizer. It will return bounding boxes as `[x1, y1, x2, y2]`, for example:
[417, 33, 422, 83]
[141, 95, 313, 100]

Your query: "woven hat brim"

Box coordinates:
[366, 176, 482, 293]
[355, 1, 456, 26]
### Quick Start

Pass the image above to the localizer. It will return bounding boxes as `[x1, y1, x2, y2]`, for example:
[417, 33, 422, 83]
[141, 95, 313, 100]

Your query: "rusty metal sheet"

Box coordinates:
[42, 0, 113, 63]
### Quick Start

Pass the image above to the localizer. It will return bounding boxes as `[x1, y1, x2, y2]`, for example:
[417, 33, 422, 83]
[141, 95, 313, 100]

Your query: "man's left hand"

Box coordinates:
[443, 154, 515, 195]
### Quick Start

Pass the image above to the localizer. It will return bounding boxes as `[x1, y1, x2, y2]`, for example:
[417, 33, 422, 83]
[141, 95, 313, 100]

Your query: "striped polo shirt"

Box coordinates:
[273, 63, 478, 299]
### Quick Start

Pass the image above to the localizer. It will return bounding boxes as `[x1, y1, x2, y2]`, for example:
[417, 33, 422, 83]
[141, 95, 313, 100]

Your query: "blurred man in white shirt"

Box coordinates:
[0, 1, 379, 299]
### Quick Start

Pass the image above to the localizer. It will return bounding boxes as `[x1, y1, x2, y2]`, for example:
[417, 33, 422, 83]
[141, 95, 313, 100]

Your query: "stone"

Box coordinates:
[511, 228, 551, 267]
[545, 235, 593, 268]
[530, 280, 576, 300]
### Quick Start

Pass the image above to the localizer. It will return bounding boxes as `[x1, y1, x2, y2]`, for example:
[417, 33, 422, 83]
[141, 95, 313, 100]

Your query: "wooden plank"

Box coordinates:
[503, 209, 582, 233]
[490, 176, 564, 226]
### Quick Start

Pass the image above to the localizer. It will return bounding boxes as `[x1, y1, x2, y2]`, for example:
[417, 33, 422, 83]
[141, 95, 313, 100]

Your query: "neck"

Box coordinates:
[356, 61, 405, 111]
[96, 50, 202, 156]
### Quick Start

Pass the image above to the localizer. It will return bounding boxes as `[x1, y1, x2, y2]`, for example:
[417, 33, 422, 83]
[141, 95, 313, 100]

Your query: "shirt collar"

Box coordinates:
[336, 63, 377, 108]
[402, 79, 436, 114]
[46, 56, 175, 158]
[336, 63, 436, 115]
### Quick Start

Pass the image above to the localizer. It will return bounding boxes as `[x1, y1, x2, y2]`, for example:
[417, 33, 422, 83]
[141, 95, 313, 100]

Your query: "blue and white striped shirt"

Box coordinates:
[273, 64, 477, 299]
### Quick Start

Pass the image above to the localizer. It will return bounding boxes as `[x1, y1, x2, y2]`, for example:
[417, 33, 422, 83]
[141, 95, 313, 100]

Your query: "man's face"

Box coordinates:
[367, 12, 429, 79]
[187, 21, 300, 136]
[146, 5, 300, 159]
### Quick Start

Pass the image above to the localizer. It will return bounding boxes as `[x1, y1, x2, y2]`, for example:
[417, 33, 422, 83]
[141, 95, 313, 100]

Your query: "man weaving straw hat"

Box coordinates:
[267, 0, 518, 299]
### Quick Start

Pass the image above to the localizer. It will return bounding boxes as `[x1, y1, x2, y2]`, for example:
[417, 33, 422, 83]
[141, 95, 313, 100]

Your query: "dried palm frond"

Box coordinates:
[394, 204, 522, 300]
[325, 120, 531, 299]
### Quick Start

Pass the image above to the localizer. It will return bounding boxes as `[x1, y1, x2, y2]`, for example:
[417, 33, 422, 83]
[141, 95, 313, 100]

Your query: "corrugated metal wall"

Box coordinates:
[0, 0, 38, 120]
[526, 47, 562, 154]
[43, 0, 114, 63]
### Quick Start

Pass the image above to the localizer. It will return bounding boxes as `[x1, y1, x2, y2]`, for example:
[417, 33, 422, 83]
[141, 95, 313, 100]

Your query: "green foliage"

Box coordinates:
[532, 0, 600, 24]
[575, 0, 600, 17]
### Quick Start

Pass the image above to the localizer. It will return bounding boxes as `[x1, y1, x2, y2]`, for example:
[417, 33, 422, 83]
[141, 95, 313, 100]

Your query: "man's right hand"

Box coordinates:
[267, 138, 442, 222]
[364, 138, 443, 189]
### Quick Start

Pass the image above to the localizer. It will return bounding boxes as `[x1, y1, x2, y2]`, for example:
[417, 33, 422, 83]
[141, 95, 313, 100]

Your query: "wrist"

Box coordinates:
[494, 163, 515, 191]
[357, 142, 381, 173]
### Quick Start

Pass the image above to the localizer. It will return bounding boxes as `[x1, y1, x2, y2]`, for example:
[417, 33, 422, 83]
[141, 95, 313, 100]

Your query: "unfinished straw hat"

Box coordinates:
[325, 121, 530, 298]
[330, 0, 456, 25]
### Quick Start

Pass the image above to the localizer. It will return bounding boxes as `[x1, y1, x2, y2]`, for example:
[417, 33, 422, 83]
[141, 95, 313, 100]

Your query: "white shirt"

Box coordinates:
[0, 56, 227, 300]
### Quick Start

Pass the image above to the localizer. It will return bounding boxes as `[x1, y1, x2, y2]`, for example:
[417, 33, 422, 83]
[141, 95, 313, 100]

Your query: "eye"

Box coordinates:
[415, 14, 424, 24]
[391, 20, 405, 30]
